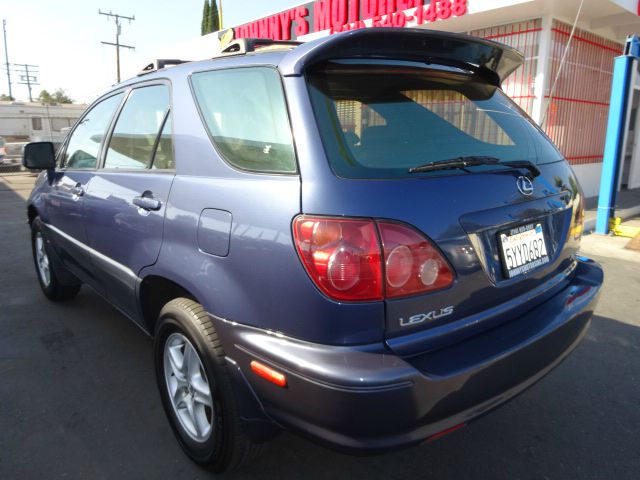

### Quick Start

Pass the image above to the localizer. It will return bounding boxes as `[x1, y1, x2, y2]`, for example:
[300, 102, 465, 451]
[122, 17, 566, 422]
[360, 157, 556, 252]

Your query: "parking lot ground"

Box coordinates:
[1, 173, 639, 480]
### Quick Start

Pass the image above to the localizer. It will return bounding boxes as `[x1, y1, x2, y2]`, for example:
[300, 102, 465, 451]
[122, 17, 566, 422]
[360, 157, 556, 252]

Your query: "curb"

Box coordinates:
[585, 205, 640, 234]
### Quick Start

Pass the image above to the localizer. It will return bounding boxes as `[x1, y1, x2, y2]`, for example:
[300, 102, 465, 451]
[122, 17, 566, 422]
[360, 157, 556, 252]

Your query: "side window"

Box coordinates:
[191, 67, 296, 174]
[64, 93, 123, 169]
[104, 85, 170, 169]
[151, 115, 174, 170]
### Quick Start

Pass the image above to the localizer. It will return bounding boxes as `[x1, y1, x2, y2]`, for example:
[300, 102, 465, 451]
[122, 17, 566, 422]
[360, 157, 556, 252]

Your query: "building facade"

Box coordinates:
[0, 101, 87, 143]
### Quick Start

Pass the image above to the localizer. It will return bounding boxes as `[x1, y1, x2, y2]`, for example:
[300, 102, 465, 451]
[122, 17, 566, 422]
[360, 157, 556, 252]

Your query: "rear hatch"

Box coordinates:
[300, 58, 585, 356]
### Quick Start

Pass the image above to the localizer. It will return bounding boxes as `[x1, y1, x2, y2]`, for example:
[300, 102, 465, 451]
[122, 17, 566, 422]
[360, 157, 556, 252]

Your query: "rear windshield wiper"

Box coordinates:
[408, 156, 540, 178]
[408, 156, 500, 173]
[499, 160, 540, 179]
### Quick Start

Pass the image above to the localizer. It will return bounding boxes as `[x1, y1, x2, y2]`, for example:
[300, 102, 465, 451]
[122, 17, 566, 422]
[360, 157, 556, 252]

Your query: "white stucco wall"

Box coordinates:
[571, 162, 603, 198]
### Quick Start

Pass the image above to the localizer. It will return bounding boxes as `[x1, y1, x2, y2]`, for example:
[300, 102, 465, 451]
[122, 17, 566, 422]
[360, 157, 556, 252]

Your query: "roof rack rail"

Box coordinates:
[219, 38, 301, 57]
[138, 59, 188, 76]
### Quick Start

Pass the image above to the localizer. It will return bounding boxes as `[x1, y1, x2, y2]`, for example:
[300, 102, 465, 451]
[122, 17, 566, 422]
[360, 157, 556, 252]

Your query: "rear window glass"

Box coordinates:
[308, 62, 563, 179]
[191, 67, 296, 174]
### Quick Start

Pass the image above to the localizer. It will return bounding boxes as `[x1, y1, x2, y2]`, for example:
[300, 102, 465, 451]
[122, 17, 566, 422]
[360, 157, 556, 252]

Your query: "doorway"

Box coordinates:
[620, 68, 640, 190]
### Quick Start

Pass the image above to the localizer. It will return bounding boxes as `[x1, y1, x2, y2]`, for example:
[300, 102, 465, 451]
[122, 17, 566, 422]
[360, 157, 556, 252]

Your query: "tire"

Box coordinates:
[31, 218, 81, 301]
[154, 298, 259, 473]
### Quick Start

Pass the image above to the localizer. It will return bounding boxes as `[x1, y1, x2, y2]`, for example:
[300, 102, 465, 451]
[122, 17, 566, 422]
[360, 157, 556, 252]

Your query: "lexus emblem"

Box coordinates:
[516, 176, 534, 196]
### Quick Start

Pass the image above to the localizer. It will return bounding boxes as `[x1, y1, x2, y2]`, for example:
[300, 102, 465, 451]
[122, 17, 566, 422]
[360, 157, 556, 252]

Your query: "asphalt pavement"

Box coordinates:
[1, 173, 639, 480]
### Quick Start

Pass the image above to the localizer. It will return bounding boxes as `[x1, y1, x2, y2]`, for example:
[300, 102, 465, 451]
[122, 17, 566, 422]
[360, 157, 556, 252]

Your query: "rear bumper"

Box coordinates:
[213, 257, 602, 452]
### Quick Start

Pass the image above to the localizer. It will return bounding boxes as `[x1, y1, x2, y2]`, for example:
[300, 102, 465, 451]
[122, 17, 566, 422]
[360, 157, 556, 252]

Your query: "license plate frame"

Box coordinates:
[498, 222, 550, 279]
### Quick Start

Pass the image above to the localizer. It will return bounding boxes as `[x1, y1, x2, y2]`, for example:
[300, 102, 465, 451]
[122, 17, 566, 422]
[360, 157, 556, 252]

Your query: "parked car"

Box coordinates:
[0, 140, 30, 172]
[23, 29, 602, 473]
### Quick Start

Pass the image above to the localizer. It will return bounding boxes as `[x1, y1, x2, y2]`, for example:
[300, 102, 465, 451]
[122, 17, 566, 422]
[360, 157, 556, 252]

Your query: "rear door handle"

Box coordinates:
[70, 184, 85, 196]
[133, 194, 162, 211]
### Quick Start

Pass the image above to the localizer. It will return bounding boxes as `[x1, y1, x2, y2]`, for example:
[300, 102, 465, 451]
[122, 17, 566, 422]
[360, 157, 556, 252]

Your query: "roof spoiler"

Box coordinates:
[278, 28, 524, 86]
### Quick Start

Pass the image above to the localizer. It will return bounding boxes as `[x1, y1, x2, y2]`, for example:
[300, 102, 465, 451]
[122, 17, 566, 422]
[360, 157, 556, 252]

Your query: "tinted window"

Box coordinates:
[65, 93, 123, 169]
[308, 62, 563, 179]
[152, 115, 174, 170]
[105, 86, 170, 169]
[191, 67, 296, 173]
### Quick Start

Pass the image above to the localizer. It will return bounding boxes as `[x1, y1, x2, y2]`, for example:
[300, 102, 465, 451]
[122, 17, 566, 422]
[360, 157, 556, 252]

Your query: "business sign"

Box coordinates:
[230, 0, 469, 42]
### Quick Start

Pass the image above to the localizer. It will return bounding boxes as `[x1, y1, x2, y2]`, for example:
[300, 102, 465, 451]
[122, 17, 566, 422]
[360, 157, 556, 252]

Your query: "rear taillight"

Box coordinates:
[292, 217, 383, 301]
[378, 221, 454, 298]
[292, 216, 454, 302]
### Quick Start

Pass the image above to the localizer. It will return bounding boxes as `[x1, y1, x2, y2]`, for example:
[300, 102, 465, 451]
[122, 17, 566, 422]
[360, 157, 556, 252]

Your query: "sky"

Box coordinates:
[1, 0, 305, 104]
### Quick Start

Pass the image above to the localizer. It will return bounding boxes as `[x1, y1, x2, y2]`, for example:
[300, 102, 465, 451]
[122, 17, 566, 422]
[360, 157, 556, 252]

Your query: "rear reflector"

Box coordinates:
[250, 360, 287, 388]
[425, 423, 466, 443]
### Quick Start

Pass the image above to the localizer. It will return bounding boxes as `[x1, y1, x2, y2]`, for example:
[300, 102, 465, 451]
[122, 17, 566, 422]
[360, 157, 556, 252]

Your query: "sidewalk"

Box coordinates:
[0, 172, 37, 201]
[584, 187, 640, 233]
[581, 216, 640, 260]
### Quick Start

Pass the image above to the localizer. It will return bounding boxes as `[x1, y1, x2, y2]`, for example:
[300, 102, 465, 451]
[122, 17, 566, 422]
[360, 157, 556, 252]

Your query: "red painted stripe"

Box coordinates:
[484, 27, 542, 40]
[551, 28, 622, 53]
[566, 155, 604, 160]
[567, 157, 604, 165]
[544, 96, 610, 107]
[510, 95, 536, 99]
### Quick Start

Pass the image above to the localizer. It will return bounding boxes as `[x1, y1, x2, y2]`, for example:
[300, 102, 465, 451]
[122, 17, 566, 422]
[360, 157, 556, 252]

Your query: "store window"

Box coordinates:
[52, 118, 72, 131]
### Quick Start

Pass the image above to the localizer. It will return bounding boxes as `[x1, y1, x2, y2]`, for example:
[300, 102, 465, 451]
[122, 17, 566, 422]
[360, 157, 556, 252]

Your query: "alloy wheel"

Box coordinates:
[163, 332, 214, 442]
[35, 232, 51, 286]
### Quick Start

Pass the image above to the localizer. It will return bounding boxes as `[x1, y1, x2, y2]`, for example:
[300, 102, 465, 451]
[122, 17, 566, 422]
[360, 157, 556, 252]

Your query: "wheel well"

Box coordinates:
[27, 205, 37, 225]
[139, 276, 197, 335]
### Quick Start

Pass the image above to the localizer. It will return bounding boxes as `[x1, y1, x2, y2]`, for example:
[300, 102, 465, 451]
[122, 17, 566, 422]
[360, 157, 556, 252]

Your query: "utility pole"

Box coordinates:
[2, 19, 12, 99]
[99, 10, 135, 83]
[14, 63, 38, 102]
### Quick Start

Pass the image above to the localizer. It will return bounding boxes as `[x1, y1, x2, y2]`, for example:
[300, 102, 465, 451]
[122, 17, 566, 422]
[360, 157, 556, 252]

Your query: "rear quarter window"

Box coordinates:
[190, 67, 296, 174]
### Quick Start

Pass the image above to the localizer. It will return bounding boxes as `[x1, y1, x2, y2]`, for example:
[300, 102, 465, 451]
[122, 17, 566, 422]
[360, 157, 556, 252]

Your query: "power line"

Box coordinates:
[14, 63, 39, 102]
[2, 19, 12, 99]
[99, 9, 135, 83]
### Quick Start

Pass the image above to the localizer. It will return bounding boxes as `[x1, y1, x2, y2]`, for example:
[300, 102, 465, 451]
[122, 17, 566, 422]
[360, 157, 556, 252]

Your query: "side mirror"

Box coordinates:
[23, 142, 56, 170]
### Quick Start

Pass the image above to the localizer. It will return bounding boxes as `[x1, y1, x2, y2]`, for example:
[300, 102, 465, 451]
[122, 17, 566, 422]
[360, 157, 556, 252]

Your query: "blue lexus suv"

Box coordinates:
[23, 29, 603, 472]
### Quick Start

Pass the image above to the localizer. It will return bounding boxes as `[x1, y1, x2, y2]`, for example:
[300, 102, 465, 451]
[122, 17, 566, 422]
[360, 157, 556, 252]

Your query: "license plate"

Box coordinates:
[498, 223, 549, 278]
